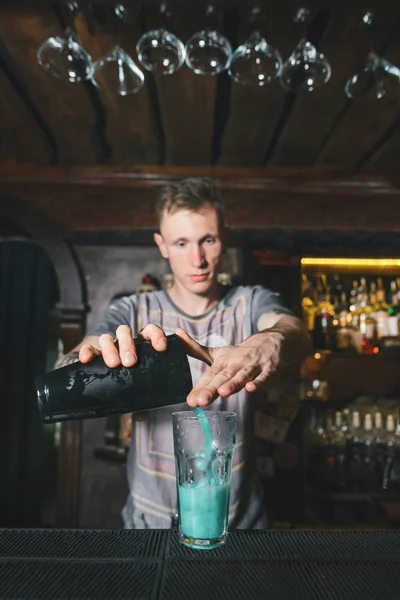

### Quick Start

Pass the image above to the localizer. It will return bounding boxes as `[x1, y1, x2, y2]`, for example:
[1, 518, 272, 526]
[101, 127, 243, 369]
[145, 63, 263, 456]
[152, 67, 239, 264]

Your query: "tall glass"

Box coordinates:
[173, 411, 236, 550]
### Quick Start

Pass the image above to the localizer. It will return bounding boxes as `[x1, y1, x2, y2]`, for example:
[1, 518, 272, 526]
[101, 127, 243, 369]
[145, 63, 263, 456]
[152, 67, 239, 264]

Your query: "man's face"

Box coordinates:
[154, 203, 224, 295]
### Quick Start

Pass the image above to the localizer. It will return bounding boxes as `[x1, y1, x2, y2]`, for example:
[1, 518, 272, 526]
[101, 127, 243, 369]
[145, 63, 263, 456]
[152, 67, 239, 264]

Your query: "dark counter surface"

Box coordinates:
[1, 528, 400, 599]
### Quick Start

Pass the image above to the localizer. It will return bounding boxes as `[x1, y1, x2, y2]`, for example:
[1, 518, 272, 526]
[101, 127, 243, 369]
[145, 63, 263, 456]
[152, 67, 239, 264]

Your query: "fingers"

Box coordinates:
[136, 324, 167, 351]
[186, 363, 228, 407]
[115, 325, 137, 367]
[84, 324, 169, 370]
[98, 333, 122, 368]
[79, 344, 101, 363]
[175, 328, 213, 365]
[218, 363, 262, 396]
[187, 359, 276, 407]
[245, 365, 277, 393]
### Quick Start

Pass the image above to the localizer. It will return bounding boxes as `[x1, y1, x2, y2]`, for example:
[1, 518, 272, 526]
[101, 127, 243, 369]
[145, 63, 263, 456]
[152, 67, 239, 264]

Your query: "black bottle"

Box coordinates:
[36, 334, 193, 423]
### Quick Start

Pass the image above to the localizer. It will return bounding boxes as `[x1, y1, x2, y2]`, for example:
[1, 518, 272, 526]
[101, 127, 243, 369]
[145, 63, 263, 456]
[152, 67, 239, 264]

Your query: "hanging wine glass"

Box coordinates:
[228, 7, 282, 86]
[136, 3, 186, 74]
[185, 5, 232, 76]
[92, 4, 145, 95]
[344, 12, 400, 100]
[93, 45, 145, 95]
[280, 39, 331, 91]
[37, 2, 93, 82]
[280, 7, 331, 92]
[345, 53, 400, 100]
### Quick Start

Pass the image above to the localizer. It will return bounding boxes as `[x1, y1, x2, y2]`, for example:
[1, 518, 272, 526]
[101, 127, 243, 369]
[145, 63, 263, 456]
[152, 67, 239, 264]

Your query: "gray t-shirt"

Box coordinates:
[88, 285, 291, 530]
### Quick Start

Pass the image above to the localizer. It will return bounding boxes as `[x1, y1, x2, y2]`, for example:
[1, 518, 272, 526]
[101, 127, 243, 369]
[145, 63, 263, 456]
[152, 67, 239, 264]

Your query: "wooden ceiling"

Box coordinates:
[1, 1, 399, 170]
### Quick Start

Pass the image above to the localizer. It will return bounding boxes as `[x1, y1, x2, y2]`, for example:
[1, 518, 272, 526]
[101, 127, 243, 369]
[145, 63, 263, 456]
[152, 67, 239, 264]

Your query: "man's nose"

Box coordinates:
[191, 245, 206, 267]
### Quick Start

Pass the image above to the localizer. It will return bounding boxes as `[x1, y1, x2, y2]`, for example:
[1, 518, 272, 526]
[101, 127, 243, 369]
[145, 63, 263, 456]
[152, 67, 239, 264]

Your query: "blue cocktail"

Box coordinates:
[173, 411, 236, 550]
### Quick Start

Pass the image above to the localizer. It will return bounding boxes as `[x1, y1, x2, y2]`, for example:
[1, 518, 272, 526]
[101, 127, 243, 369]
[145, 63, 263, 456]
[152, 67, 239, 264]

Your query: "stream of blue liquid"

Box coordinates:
[192, 406, 219, 484]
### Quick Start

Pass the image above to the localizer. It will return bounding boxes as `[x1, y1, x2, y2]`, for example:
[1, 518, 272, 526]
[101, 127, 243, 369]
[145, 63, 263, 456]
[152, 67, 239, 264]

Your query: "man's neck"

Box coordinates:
[167, 282, 222, 317]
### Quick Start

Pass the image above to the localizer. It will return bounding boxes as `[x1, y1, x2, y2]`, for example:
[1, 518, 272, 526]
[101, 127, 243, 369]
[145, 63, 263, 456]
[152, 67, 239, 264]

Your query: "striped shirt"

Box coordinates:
[89, 285, 291, 529]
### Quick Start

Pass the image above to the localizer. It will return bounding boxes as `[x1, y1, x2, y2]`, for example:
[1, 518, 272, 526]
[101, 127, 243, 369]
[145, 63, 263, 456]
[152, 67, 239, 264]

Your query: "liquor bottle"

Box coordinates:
[349, 279, 359, 312]
[373, 411, 387, 489]
[36, 334, 193, 423]
[318, 413, 337, 490]
[335, 408, 350, 489]
[313, 275, 335, 350]
[374, 277, 389, 338]
[361, 412, 377, 491]
[327, 410, 347, 490]
[348, 410, 363, 492]
[350, 279, 363, 329]
[334, 291, 353, 352]
[388, 280, 398, 305]
[382, 414, 399, 491]
[387, 281, 400, 337]
[304, 408, 327, 487]
[301, 274, 317, 334]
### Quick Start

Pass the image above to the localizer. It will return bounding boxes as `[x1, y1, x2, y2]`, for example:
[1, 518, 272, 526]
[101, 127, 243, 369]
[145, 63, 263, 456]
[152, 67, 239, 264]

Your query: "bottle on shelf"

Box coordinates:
[329, 410, 348, 490]
[382, 413, 400, 492]
[301, 273, 317, 335]
[387, 280, 400, 337]
[361, 412, 378, 490]
[312, 275, 335, 351]
[373, 411, 387, 489]
[347, 409, 363, 492]
[374, 277, 390, 338]
[335, 291, 353, 352]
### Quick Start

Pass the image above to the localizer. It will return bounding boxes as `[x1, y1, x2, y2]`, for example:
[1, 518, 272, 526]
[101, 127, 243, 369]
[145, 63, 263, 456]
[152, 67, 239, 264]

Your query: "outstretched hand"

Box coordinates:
[174, 327, 284, 408]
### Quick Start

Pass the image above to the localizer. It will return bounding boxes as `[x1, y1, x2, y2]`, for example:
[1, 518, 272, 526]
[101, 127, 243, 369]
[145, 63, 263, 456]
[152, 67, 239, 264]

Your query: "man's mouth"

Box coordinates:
[189, 274, 209, 282]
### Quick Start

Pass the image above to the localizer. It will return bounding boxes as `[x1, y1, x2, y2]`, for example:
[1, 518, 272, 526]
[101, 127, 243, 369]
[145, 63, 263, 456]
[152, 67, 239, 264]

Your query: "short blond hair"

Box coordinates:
[155, 177, 225, 230]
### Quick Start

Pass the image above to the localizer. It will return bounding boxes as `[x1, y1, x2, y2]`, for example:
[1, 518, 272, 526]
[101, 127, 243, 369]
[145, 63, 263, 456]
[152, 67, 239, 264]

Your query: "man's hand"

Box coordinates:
[79, 324, 168, 368]
[175, 327, 285, 408]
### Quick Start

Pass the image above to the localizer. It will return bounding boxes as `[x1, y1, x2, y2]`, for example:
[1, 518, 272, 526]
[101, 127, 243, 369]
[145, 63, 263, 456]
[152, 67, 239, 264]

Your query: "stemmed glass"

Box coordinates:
[37, 2, 93, 82]
[92, 4, 145, 95]
[136, 3, 186, 75]
[228, 7, 282, 86]
[185, 5, 232, 76]
[344, 12, 400, 100]
[280, 7, 331, 92]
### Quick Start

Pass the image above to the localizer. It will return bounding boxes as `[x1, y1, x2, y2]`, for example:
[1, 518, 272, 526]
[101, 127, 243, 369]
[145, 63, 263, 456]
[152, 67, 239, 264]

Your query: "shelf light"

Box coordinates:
[301, 258, 400, 268]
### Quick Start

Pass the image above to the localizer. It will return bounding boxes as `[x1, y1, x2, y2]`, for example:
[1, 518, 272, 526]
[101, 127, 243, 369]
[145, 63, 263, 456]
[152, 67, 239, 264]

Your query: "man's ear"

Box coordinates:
[154, 232, 169, 259]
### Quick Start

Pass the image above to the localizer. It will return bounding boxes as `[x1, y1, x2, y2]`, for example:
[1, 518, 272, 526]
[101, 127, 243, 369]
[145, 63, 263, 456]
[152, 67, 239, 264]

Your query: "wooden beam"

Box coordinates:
[1, 164, 399, 231]
[143, 8, 218, 165]
[266, 10, 389, 166]
[217, 7, 295, 166]
[2, 183, 398, 231]
[1, 164, 399, 194]
[74, 7, 162, 164]
[366, 120, 400, 169]
[0, 67, 53, 162]
[0, 8, 103, 164]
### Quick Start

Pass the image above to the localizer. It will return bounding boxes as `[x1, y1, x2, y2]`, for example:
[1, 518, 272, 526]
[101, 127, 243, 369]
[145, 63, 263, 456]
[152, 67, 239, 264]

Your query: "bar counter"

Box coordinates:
[1, 528, 400, 599]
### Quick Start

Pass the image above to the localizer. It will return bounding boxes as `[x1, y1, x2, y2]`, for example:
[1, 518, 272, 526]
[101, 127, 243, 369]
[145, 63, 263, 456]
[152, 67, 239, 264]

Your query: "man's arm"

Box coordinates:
[256, 312, 312, 368]
[176, 312, 312, 407]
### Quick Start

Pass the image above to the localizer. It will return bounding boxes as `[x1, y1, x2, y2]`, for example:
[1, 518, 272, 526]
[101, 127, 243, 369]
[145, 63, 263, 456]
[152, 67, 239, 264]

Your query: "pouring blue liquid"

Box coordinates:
[192, 406, 219, 485]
